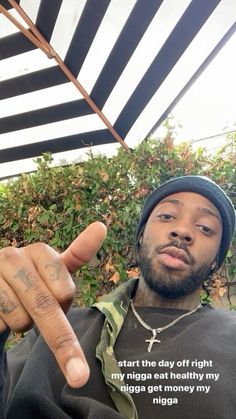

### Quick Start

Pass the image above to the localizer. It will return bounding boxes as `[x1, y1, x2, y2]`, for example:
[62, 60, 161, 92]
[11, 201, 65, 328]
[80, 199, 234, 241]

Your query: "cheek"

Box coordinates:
[140, 233, 158, 261]
[142, 229, 159, 253]
[195, 240, 220, 265]
[142, 221, 164, 244]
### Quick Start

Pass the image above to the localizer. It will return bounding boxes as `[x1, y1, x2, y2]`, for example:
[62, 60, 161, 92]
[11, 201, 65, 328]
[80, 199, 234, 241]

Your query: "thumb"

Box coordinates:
[60, 222, 107, 273]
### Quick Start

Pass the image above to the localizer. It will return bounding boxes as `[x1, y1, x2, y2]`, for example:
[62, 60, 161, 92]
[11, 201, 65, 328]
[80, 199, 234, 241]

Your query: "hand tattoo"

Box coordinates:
[45, 260, 64, 281]
[14, 267, 36, 290]
[0, 291, 17, 314]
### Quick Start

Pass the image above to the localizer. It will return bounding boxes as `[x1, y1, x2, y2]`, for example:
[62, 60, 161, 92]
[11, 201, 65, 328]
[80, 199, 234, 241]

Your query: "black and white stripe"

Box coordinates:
[0, 0, 235, 179]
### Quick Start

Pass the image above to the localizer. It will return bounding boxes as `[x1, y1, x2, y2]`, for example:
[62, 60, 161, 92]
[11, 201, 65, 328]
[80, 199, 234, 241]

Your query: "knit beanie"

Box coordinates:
[136, 176, 235, 269]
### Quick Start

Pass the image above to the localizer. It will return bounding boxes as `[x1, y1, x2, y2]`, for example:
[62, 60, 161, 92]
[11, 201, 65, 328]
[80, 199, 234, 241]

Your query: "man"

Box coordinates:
[0, 175, 235, 419]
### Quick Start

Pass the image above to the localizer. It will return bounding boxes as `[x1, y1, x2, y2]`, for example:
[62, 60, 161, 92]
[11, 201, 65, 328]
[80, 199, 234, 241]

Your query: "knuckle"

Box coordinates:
[0, 318, 7, 333]
[28, 242, 51, 253]
[54, 332, 77, 353]
[10, 314, 33, 332]
[15, 320, 33, 333]
[31, 292, 58, 318]
[55, 282, 76, 303]
[0, 247, 20, 261]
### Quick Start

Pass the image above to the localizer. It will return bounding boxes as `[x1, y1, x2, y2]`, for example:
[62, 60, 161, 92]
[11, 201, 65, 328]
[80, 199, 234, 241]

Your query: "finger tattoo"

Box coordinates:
[14, 267, 36, 290]
[0, 291, 17, 314]
[44, 260, 64, 281]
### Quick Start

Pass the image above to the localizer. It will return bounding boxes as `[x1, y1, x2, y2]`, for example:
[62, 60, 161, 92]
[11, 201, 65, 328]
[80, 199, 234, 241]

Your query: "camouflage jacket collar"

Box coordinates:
[92, 278, 139, 419]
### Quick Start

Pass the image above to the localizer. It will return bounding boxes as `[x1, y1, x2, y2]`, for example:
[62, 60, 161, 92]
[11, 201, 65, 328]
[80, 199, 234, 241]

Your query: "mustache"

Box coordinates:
[154, 240, 196, 266]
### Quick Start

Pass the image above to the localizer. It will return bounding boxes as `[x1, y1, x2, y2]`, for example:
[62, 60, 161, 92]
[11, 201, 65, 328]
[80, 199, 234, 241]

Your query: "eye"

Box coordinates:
[197, 225, 215, 235]
[157, 214, 175, 221]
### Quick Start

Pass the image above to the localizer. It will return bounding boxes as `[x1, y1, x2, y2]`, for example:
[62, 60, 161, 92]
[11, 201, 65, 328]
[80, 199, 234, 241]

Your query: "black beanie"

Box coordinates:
[136, 176, 235, 270]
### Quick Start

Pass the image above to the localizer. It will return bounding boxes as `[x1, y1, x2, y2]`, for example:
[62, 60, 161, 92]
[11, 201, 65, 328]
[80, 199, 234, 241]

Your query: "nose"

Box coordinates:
[169, 226, 194, 245]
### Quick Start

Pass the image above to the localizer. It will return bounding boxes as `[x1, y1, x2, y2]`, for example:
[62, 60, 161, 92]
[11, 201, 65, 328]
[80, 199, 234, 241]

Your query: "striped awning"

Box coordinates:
[0, 0, 235, 179]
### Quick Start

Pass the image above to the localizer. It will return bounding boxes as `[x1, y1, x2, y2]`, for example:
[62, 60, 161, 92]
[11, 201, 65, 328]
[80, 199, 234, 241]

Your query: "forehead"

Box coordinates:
[153, 191, 222, 223]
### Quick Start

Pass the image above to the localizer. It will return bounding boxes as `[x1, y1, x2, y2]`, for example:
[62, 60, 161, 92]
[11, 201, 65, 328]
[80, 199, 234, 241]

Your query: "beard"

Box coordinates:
[138, 242, 213, 299]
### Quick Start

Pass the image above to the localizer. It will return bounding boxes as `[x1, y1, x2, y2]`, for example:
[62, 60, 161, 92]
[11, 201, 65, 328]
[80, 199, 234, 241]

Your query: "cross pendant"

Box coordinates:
[145, 330, 161, 352]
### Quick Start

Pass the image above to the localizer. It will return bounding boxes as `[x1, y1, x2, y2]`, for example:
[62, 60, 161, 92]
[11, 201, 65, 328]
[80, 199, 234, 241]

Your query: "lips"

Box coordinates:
[157, 246, 190, 270]
[159, 247, 190, 265]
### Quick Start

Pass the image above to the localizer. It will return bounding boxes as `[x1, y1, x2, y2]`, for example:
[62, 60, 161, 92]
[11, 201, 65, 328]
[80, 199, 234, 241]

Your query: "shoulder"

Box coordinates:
[200, 304, 236, 325]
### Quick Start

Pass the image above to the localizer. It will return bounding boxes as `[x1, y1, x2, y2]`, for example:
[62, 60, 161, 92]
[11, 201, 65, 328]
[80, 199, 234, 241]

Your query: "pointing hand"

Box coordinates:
[0, 221, 107, 388]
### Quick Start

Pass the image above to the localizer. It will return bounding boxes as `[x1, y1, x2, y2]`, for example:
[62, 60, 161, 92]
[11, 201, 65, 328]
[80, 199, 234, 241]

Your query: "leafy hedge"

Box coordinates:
[0, 137, 235, 307]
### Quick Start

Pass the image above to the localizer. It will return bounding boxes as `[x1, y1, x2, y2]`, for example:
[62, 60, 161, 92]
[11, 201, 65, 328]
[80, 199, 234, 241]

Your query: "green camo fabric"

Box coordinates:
[93, 278, 139, 419]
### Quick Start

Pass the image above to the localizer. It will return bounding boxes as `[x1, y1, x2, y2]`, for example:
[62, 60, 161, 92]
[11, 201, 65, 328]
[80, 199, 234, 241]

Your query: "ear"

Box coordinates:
[211, 261, 217, 270]
[137, 223, 146, 247]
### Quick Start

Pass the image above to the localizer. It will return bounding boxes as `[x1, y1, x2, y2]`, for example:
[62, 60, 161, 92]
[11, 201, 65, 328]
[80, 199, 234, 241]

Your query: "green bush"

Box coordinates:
[0, 137, 235, 307]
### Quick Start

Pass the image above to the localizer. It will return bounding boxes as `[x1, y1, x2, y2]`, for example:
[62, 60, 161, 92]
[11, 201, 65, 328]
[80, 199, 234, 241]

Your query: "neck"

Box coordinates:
[133, 277, 201, 310]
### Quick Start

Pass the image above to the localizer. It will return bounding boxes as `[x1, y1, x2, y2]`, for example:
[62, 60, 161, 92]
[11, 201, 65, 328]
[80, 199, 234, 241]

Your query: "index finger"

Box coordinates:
[38, 297, 90, 388]
[1, 250, 90, 388]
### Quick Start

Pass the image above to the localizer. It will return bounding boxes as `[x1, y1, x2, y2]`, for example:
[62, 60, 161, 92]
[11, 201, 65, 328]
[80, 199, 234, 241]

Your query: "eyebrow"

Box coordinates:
[159, 199, 222, 223]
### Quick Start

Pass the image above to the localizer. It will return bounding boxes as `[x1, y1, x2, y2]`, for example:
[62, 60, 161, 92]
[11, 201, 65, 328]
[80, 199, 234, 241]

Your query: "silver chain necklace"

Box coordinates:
[130, 300, 201, 352]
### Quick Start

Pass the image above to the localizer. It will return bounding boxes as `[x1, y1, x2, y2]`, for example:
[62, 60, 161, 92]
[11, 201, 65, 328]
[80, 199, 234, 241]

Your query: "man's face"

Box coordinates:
[138, 192, 222, 298]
